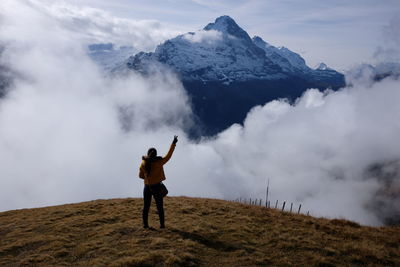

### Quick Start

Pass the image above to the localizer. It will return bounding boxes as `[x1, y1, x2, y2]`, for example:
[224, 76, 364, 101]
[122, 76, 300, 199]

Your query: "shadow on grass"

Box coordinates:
[170, 229, 238, 252]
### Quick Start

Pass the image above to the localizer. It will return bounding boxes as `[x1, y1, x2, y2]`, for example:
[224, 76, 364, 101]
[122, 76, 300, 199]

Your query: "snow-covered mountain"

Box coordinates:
[89, 16, 348, 136]
[126, 16, 285, 82]
[114, 16, 346, 136]
[125, 15, 344, 86]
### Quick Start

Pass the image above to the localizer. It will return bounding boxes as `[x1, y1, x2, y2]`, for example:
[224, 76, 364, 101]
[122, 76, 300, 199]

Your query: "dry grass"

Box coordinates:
[0, 197, 399, 266]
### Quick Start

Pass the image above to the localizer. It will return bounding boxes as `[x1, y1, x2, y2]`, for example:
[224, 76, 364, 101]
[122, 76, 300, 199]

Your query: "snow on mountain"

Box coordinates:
[315, 62, 333, 71]
[203, 15, 252, 42]
[252, 37, 345, 87]
[277, 47, 308, 71]
[252, 36, 310, 73]
[252, 36, 309, 71]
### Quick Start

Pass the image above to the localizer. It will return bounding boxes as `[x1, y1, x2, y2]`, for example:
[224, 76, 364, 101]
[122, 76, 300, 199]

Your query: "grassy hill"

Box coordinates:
[0, 197, 399, 266]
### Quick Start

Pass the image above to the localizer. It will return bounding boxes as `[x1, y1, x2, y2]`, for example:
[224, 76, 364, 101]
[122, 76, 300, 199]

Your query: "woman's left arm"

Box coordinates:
[161, 143, 176, 165]
[162, 136, 178, 164]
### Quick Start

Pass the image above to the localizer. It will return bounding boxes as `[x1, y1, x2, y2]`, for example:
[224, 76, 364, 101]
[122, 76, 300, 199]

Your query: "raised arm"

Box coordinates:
[161, 136, 178, 165]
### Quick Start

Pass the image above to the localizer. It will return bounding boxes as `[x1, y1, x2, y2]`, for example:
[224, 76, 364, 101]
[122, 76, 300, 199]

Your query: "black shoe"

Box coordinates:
[160, 225, 165, 229]
[143, 225, 149, 229]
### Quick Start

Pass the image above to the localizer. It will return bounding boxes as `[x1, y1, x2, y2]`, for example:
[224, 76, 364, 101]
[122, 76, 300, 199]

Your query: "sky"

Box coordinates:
[62, 0, 400, 71]
[0, 0, 399, 226]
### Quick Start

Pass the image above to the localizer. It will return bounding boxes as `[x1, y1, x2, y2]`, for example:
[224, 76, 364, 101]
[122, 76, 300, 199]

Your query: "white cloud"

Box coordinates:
[17, 0, 182, 51]
[183, 30, 222, 44]
[198, 79, 400, 225]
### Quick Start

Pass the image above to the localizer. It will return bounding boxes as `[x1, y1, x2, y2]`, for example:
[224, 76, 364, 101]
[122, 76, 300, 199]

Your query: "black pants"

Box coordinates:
[142, 184, 164, 227]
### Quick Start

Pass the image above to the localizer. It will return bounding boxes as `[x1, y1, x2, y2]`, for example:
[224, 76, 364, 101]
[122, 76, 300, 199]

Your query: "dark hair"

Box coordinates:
[142, 148, 162, 175]
[147, 148, 157, 157]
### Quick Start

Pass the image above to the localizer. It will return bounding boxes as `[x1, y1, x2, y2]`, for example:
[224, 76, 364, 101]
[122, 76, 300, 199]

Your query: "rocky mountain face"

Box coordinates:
[120, 16, 345, 136]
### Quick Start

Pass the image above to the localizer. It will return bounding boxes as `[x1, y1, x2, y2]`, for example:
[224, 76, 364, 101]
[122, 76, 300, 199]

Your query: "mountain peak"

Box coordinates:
[214, 15, 236, 24]
[204, 15, 251, 41]
[315, 62, 332, 71]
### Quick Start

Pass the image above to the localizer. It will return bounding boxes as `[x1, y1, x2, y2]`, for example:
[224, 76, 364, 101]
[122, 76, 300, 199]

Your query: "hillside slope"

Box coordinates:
[0, 197, 399, 266]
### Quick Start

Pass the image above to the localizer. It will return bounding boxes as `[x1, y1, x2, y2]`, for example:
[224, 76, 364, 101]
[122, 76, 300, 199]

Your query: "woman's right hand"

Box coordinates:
[173, 135, 178, 144]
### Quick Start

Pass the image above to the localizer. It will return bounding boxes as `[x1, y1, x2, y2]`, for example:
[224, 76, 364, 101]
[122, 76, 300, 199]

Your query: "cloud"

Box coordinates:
[15, 0, 182, 51]
[0, 0, 399, 227]
[198, 79, 400, 225]
[183, 30, 222, 44]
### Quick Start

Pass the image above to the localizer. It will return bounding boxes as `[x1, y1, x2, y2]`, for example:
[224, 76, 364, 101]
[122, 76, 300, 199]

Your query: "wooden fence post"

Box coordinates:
[265, 179, 269, 207]
[275, 200, 278, 209]
[281, 201, 286, 211]
[298, 204, 302, 214]
[290, 203, 293, 213]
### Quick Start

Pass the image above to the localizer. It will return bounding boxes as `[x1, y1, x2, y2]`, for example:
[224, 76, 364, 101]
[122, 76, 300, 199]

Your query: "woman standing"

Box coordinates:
[139, 136, 178, 229]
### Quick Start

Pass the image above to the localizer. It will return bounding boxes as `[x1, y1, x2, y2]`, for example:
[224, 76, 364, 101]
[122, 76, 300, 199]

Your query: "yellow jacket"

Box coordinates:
[139, 143, 176, 185]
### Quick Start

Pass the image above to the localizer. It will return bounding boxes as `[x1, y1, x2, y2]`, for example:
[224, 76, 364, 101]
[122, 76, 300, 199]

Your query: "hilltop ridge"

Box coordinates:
[0, 197, 399, 266]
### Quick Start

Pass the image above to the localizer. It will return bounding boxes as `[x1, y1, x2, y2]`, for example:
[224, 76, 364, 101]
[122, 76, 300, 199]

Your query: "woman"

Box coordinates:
[139, 135, 178, 229]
